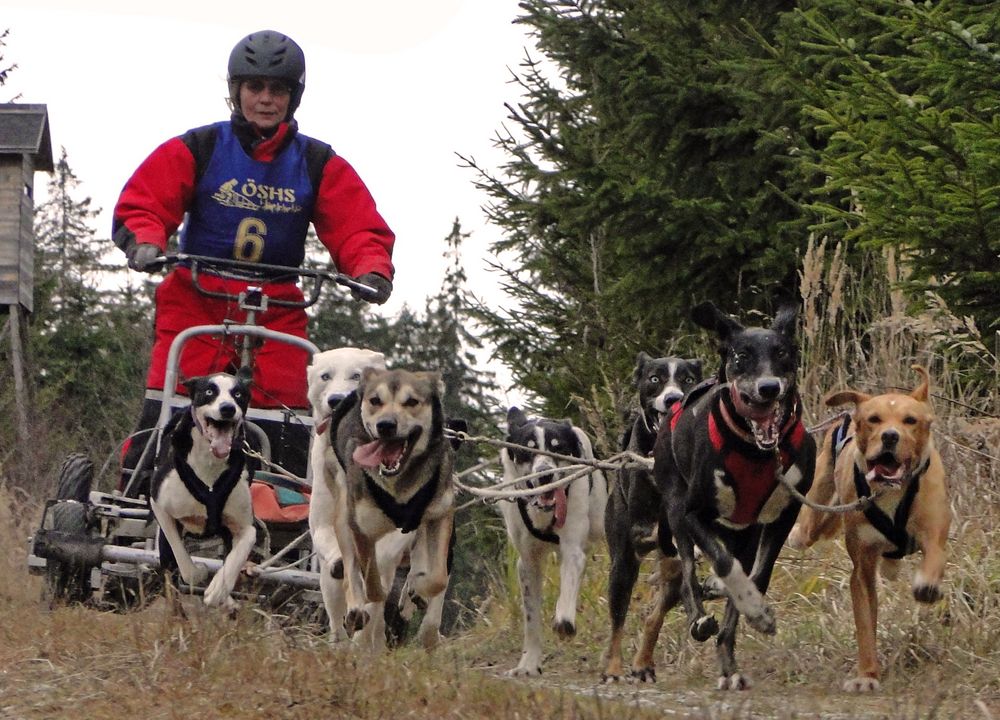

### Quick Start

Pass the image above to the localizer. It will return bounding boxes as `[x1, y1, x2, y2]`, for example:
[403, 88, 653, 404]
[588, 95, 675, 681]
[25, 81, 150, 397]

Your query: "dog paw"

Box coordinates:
[786, 523, 809, 550]
[913, 581, 942, 604]
[507, 665, 542, 678]
[689, 614, 719, 642]
[343, 607, 370, 636]
[717, 673, 752, 691]
[202, 574, 231, 608]
[630, 666, 656, 683]
[744, 602, 777, 636]
[552, 619, 576, 639]
[843, 676, 880, 693]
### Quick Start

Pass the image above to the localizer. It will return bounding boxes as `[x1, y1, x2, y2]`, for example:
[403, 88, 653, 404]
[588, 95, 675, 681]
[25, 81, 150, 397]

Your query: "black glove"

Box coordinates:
[125, 241, 162, 272]
[351, 272, 392, 305]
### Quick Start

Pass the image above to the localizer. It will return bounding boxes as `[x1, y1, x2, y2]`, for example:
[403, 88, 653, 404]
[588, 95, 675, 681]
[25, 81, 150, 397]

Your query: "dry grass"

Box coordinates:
[2, 247, 1000, 719]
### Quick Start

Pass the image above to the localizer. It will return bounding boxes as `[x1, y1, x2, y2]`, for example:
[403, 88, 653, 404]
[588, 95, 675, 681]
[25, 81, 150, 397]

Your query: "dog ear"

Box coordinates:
[771, 303, 799, 339]
[506, 407, 529, 432]
[414, 370, 444, 398]
[691, 301, 743, 341]
[910, 364, 930, 402]
[633, 352, 649, 387]
[360, 365, 382, 388]
[182, 376, 200, 396]
[825, 390, 871, 408]
[571, 426, 596, 461]
[367, 350, 387, 370]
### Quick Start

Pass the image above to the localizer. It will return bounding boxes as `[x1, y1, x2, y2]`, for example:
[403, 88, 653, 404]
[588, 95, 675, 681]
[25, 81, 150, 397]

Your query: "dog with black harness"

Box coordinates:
[318, 367, 455, 642]
[149, 367, 255, 611]
[602, 352, 702, 681]
[652, 301, 816, 690]
[500, 407, 608, 677]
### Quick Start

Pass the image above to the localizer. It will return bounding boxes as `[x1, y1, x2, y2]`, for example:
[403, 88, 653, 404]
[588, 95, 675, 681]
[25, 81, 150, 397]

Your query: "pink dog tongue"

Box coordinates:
[353, 440, 384, 469]
[553, 487, 568, 529]
[352, 439, 406, 469]
[205, 426, 234, 459]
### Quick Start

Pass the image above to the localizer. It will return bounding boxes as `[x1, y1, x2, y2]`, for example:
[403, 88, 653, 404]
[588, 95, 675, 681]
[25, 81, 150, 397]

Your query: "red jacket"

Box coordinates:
[112, 118, 394, 280]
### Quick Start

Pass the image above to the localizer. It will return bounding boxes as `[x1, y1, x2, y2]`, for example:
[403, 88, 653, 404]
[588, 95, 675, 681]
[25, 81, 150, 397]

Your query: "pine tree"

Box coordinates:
[463, 0, 801, 425]
[0, 29, 16, 93]
[768, 0, 1000, 334]
[28, 149, 150, 463]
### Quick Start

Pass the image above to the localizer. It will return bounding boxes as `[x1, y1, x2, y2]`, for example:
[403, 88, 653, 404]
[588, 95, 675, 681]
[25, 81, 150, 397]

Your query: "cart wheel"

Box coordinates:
[42, 501, 92, 607]
[42, 454, 96, 607]
[56, 453, 93, 503]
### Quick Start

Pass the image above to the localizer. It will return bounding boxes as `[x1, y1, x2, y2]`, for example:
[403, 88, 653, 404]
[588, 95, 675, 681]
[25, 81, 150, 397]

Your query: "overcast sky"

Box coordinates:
[3, 0, 533, 319]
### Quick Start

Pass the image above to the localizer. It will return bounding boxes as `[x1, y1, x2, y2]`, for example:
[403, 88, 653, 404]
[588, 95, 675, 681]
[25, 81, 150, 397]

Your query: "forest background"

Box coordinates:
[2, 3, 1000, 714]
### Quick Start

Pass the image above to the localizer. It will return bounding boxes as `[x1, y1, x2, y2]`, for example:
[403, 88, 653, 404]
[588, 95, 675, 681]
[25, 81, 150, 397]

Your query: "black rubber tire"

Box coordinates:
[42, 501, 92, 607]
[56, 453, 93, 503]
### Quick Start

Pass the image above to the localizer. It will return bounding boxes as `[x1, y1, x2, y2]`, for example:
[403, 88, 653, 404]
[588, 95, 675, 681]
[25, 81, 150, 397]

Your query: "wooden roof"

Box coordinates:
[0, 103, 53, 172]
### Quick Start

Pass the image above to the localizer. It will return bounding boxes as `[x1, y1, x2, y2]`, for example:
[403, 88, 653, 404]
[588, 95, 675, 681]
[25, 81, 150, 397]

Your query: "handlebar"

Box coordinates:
[147, 253, 379, 306]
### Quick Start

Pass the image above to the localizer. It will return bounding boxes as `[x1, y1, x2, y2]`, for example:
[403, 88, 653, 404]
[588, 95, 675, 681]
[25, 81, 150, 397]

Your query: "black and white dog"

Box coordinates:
[149, 368, 255, 610]
[652, 301, 815, 690]
[603, 353, 702, 681]
[500, 407, 608, 676]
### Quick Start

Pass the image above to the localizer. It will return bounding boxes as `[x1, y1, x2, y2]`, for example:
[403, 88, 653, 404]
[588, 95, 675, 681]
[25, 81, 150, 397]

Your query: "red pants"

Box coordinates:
[146, 267, 309, 408]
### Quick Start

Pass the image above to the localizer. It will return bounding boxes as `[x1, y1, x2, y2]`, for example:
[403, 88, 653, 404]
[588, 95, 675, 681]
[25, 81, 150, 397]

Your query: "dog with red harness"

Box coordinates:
[652, 301, 816, 690]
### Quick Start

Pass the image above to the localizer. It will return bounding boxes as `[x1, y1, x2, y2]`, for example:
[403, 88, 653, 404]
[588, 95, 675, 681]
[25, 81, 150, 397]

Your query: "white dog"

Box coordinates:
[307, 348, 446, 649]
[499, 407, 608, 676]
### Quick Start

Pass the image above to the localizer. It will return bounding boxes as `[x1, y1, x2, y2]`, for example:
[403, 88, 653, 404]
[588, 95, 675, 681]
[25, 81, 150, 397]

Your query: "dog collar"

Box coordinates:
[516, 497, 561, 545]
[718, 385, 803, 450]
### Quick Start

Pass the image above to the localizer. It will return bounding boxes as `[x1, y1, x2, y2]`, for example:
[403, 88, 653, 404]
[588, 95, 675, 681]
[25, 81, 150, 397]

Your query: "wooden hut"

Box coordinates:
[0, 103, 53, 315]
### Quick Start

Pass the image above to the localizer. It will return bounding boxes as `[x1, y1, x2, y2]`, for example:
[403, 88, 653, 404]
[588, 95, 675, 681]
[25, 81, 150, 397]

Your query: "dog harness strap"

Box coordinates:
[515, 498, 560, 545]
[832, 414, 852, 454]
[175, 450, 246, 538]
[853, 462, 925, 559]
[708, 390, 806, 526]
[364, 470, 440, 534]
[328, 390, 359, 469]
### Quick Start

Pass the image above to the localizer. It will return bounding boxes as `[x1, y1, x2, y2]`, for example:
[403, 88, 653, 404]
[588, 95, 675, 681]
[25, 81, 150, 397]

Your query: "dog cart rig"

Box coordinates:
[27, 253, 378, 616]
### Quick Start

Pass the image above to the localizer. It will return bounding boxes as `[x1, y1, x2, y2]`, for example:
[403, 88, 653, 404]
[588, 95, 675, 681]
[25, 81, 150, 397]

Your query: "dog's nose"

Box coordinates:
[326, 393, 347, 410]
[218, 403, 236, 419]
[663, 390, 684, 405]
[756, 379, 781, 401]
[376, 418, 398, 438]
[881, 429, 899, 448]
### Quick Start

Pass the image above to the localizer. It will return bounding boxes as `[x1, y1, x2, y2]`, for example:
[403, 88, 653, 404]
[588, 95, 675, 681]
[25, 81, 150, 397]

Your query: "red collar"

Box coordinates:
[717, 383, 801, 449]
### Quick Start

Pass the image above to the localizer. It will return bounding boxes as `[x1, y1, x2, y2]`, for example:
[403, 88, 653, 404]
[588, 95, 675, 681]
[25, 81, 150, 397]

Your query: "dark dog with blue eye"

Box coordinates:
[500, 407, 608, 677]
[602, 353, 702, 682]
[651, 301, 816, 690]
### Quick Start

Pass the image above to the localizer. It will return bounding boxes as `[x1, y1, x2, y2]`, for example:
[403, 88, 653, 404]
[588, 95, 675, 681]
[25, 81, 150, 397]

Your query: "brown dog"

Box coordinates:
[788, 365, 950, 692]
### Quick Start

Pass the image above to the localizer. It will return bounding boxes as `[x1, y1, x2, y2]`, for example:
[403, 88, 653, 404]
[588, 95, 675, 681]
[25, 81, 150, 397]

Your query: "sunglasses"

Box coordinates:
[242, 78, 292, 97]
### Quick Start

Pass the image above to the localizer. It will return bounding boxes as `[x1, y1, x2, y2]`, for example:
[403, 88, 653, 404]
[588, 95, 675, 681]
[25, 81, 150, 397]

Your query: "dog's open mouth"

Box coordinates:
[735, 392, 783, 451]
[204, 418, 239, 459]
[865, 452, 907, 488]
[353, 429, 422, 477]
[531, 486, 568, 529]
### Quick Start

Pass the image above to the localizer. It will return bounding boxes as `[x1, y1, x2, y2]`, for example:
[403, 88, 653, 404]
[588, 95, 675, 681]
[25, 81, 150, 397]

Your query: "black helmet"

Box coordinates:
[228, 30, 306, 119]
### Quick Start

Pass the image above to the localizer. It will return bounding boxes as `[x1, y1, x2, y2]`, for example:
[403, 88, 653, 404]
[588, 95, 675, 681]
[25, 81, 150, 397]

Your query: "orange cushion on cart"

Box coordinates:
[250, 481, 311, 524]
